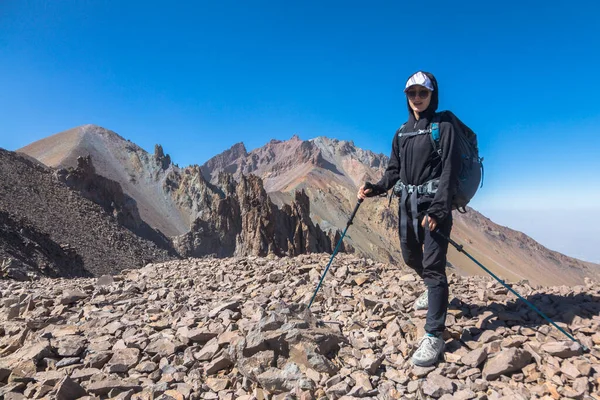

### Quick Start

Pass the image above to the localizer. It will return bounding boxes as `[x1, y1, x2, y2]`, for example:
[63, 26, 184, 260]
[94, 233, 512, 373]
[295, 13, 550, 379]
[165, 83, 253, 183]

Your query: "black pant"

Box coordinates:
[399, 212, 452, 336]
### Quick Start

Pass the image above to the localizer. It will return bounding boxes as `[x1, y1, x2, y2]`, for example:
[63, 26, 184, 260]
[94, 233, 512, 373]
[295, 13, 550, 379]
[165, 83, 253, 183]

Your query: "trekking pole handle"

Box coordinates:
[347, 199, 363, 227]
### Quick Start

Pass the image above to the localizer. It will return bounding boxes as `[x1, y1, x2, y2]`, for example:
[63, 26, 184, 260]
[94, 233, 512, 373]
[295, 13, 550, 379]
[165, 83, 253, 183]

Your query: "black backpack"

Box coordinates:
[394, 111, 483, 212]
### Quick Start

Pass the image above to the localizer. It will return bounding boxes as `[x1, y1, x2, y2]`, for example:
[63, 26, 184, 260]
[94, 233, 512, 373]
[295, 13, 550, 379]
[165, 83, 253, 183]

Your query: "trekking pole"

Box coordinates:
[308, 199, 363, 309]
[434, 228, 589, 352]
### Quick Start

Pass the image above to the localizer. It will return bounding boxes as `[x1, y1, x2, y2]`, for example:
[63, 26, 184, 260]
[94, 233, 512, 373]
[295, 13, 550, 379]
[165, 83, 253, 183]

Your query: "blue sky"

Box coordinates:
[1, 1, 599, 262]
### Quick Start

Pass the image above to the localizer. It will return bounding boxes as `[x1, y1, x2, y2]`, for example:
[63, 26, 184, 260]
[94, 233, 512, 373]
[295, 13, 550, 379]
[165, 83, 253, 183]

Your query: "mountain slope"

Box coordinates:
[0, 148, 173, 278]
[19, 124, 190, 236]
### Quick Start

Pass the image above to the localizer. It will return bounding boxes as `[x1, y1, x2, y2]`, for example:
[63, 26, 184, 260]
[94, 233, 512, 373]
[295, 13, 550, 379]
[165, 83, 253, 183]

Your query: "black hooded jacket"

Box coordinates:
[372, 72, 461, 223]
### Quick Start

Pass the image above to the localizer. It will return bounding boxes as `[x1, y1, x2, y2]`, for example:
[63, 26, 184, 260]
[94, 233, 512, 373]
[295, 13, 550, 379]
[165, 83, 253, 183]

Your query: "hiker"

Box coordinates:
[357, 71, 461, 367]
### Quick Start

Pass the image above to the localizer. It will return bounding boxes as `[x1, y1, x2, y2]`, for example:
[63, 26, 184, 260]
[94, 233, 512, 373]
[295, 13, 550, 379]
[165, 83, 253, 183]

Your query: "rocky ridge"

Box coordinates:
[169, 169, 344, 259]
[1, 254, 599, 399]
[16, 127, 343, 271]
[199, 135, 600, 287]
[18, 126, 600, 286]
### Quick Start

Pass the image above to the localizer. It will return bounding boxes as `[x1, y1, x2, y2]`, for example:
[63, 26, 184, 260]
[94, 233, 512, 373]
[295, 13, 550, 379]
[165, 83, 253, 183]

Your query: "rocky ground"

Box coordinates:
[1, 254, 600, 399]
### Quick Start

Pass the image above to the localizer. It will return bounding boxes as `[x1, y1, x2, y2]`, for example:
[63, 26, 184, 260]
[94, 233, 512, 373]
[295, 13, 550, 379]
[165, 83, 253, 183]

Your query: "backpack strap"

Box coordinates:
[430, 114, 442, 157]
[389, 123, 407, 207]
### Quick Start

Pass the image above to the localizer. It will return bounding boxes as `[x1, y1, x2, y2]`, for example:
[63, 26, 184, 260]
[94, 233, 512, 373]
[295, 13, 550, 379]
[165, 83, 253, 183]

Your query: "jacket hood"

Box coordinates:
[405, 71, 439, 121]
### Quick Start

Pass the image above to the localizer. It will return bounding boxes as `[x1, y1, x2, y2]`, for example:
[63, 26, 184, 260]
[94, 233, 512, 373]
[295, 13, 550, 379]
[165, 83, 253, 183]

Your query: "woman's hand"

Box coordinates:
[357, 185, 372, 200]
[422, 215, 437, 231]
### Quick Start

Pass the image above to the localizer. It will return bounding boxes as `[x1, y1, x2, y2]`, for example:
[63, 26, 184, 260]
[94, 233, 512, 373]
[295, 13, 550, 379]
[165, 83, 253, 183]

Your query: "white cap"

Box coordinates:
[404, 71, 434, 92]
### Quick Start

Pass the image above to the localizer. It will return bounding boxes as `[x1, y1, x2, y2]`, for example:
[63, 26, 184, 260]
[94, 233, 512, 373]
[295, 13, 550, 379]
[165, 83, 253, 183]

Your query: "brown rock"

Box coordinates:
[8, 360, 37, 383]
[205, 377, 230, 392]
[145, 338, 179, 357]
[483, 348, 533, 380]
[195, 339, 220, 361]
[0, 342, 52, 369]
[162, 390, 184, 400]
[412, 365, 435, 378]
[107, 347, 140, 371]
[32, 370, 65, 386]
[541, 341, 583, 358]
[353, 275, 370, 286]
[560, 360, 582, 380]
[205, 356, 233, 375]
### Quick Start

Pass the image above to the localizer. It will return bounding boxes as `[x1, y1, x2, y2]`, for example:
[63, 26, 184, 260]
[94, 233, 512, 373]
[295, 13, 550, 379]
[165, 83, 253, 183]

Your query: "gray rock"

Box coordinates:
[85, 379, 142, 396]
[55, 376, 88, 400]
[195, 339, 220, 361]
[135, 361, 158, 373]
[453, 389, 477, 400]
[183, 327, 218, 343]
[412, 365, 436, 378]
[70, 368, 101, 380]
[55, 357, 81, 368]
[360, 354, 385, 374]
[422, 373, 455, 398]
[52, 335, 87, 357]
[208, 300, 241, 318]
[483, 348, 533, 380]
[268, 271, 285, 282]
[461, 347, 488, 368]
[60, 289, 88, 305]
[326, 380, 351, 398]
[256, 366, 303, 394]
[97, 275, 115, 286]
[84, 352, 112, 369]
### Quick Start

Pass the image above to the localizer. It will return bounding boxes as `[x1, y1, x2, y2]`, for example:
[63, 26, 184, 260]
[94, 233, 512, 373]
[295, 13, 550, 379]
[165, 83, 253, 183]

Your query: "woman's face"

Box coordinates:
[406, 85, 432, 114]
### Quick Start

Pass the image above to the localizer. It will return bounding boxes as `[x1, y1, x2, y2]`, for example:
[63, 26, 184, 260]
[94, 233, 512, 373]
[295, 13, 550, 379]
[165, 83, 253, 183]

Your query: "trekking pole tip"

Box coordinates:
[582, 344, 591, 353]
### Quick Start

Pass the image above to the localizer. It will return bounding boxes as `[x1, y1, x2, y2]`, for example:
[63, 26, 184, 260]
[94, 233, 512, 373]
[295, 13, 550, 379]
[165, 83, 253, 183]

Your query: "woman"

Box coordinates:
[357, 71, 460, 367]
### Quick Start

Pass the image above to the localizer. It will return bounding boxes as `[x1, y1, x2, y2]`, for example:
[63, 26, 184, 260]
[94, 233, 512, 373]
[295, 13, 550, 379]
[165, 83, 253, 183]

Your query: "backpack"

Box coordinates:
[393, 111, 483, 213]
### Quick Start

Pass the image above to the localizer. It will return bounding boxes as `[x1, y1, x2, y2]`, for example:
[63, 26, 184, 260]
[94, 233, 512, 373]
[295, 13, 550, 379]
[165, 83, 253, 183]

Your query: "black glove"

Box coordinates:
[364, 181, 385, 197]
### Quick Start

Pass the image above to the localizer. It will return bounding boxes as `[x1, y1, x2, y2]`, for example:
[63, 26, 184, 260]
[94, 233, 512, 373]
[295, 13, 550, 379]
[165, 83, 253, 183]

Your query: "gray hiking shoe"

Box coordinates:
[411, 334, 445, 367]
[414, 290, 428, 310]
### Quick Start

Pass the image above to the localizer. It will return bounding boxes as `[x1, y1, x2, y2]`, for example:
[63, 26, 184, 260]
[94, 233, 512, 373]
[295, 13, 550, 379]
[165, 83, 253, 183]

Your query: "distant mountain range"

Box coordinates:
[11, 124, 600, 286]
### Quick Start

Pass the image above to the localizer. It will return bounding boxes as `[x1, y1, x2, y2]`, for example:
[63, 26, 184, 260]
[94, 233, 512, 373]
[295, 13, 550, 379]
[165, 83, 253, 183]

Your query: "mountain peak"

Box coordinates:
[200, 142, 249, 182]
[229, 142, 248, 157]
[79, 123, 105, 130]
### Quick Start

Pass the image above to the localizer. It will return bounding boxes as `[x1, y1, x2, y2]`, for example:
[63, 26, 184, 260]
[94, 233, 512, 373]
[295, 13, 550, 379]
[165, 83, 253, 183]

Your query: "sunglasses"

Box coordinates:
[406, 89, 430, 99]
